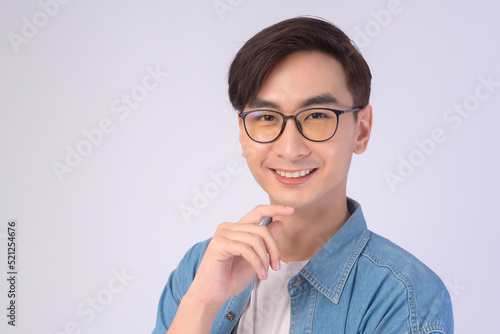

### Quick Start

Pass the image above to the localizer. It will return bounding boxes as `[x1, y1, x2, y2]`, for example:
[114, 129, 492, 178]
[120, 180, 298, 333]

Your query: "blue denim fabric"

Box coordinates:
[153, 199, 453, 333]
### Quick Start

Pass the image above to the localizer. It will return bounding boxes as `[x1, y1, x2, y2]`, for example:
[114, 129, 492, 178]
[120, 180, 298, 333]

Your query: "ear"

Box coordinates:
[238, 114, 246, 158]
[353, 105, 372, 154]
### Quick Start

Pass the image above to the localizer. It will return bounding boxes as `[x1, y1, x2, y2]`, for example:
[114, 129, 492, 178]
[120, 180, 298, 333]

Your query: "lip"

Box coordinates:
[271, 168, 317, 186]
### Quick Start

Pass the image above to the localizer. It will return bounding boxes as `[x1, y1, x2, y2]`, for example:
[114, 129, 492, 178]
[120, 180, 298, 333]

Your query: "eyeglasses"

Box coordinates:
[239, 107, 360, 143]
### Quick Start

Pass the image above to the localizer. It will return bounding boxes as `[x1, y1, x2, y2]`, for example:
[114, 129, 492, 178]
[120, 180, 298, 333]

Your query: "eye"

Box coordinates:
[249, 111, 279, 123]
[262, 114, 276, 121]
[307, 112, 328, 119]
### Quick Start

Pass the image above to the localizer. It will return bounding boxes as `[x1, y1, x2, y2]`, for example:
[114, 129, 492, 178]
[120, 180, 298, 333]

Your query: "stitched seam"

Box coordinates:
[300, 270, 335, 302]
[334, 230, 371, 299]
[300, 230, 370, 303]
[410, 323, 448, 334]
[173, 269, 182, 303]
[290, 294, 297, 332]
[361, 252, 418, 333]
[305, 288, 317, 334]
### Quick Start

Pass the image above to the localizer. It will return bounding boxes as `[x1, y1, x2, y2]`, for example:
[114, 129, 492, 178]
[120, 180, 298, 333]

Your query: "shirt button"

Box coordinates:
[225, 311, 236, 321]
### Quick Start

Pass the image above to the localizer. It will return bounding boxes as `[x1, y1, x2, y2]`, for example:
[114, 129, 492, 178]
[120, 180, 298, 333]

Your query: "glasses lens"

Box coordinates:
[244, 110, 282, 142]
[297, 109, 338, 141]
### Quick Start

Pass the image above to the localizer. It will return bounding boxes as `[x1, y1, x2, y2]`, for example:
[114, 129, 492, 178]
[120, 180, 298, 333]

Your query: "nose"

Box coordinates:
[272, 118, 311, 160]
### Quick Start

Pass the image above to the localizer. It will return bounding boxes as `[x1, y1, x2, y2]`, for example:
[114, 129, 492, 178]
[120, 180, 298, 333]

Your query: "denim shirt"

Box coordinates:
[153, 199, 453, 333]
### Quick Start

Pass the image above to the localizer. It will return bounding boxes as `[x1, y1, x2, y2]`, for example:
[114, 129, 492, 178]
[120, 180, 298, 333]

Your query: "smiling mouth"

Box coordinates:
[273, 169, 316, 179]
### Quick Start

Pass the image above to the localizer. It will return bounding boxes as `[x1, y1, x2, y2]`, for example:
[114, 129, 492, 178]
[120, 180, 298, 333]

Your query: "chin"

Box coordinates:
[269, 193, 315, 209]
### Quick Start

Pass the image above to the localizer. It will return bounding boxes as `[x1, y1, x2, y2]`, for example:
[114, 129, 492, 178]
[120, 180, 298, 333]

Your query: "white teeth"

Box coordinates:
[275, 169, 314, 178]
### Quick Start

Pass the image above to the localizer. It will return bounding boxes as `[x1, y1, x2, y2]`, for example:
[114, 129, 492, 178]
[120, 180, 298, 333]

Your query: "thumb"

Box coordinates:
[268, 220, 283, 240]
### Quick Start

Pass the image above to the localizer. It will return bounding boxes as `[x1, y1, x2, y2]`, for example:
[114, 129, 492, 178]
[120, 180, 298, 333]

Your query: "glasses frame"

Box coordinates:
[239, 107, 360, 143]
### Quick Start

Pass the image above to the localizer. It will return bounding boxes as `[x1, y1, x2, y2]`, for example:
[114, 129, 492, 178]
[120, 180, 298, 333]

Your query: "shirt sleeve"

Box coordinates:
[359, 250, 454, 334]
[152, 239, 211, 334]
[152, 269, 182, 334]
[370, 282, 454, 334]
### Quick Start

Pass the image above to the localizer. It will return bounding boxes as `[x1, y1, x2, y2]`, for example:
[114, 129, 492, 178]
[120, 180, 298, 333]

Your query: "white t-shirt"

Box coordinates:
[237, 260, 308, 334]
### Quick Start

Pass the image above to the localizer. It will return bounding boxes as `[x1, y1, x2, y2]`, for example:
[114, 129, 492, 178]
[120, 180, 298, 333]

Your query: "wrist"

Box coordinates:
[182, 288, 225, 314]
[168, 291, 223, 334]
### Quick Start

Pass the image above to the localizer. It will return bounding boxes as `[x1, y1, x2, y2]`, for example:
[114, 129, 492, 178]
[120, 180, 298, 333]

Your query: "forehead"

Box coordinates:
[253, 51, 353, 110]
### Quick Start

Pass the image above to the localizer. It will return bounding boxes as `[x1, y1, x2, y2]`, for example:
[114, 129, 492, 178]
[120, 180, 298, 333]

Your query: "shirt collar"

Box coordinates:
[298, 197, 370, 304]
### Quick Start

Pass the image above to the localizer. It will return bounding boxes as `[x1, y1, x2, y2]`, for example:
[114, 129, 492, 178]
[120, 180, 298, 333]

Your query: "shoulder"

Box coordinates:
[357, 231, 453, 333]
[362, 232, 441, 285]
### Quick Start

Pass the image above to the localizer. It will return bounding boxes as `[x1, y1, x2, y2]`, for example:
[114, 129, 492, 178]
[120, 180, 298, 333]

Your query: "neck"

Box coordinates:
[273, 192, 350, 263]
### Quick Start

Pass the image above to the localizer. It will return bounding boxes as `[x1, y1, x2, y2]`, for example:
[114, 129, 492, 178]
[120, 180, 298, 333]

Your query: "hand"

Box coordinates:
[186, 205, 295, 308]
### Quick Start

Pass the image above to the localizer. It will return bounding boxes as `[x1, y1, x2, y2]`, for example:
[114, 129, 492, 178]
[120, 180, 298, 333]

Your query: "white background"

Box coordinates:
[1, 0, 499, 333]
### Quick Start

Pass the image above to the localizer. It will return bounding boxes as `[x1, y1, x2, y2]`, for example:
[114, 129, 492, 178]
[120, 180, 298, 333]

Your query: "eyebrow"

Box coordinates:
[246, 98, 280, 110]
[299, 93, 338, 108]
[246, 93, 339, 111]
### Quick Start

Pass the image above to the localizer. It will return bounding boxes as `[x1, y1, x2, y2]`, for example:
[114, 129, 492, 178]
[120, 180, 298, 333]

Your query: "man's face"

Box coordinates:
[239, 51, 371, 210]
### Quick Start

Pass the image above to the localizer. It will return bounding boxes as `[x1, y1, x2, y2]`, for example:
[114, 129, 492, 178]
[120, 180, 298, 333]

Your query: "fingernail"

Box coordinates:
[275, 260, 281, 271]
[260, 266, 268, 280]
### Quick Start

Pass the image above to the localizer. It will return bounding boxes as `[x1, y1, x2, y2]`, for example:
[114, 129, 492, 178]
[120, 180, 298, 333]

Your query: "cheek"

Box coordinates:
[324, 144, 352, 164]
[240, 141, 271, 189]
[320, 137, 355, 174]
[240, 137, 269, 168]
[333, 118, 357, 151]
[240, 138, 257, 160]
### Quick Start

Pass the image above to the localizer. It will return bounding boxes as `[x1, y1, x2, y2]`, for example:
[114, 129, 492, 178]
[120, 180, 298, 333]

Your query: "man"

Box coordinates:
[153, 17, 453, 333]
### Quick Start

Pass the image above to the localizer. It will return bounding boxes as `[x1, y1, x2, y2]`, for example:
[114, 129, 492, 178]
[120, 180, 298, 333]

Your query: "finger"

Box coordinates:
[217, 230, 271, 272]
[239, 205, 295, 225]
[221, 238, 269, 280]
[267, 220, 283, 271]
[268, 220, 283, 240]
[217, 222, 281, 271]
